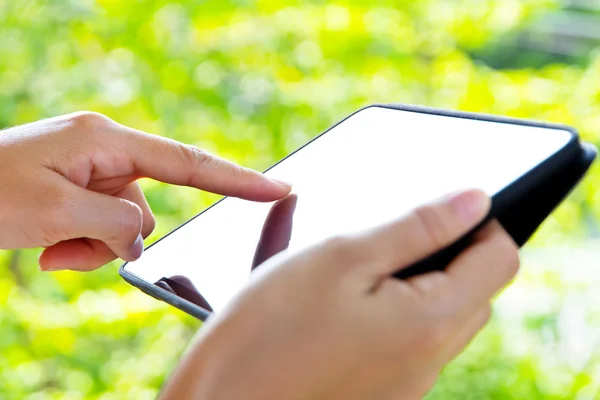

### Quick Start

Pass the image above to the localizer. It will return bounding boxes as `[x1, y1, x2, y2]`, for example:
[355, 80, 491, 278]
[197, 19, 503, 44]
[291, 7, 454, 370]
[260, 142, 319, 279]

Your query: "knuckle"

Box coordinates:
[185, 144, 210, 164]
[63, 111, 113, 136]
[410, 271, 447, 295]
[186, 145, 244, 180]
[413, 205, 449, 249]
[182, 145, 212, 186]
[68, 111, 111, 127]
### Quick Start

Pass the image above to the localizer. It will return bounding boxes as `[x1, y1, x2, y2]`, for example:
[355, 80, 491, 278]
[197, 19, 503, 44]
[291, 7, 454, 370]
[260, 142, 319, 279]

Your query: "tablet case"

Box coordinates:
[383, 103, 598, 279]
[395, 140, 596, 279]
[119, 103, 598, 319]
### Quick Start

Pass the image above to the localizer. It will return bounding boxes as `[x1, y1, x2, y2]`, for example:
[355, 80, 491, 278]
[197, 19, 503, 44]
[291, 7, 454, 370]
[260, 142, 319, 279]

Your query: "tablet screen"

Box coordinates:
[123, 106, 573, 313]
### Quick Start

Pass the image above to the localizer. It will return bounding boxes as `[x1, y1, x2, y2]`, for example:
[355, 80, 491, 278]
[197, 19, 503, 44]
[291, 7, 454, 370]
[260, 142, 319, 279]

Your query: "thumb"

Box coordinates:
[63, 187, 145, 262]
[357, 189, 491, 277]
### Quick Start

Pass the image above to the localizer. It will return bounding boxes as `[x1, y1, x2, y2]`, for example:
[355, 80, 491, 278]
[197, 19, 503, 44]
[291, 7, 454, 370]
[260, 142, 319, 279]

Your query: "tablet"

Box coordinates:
[120, 104, 597, 320]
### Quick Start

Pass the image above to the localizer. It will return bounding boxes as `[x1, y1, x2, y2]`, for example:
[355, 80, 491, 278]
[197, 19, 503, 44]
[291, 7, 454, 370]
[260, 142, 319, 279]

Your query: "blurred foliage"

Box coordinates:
[472, 2, 600, 70]
[1, 0, 600, 398]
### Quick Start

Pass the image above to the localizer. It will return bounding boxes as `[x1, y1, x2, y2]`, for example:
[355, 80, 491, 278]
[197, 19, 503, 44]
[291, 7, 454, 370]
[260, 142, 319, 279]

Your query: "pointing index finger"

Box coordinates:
[116, 125, 291, 202]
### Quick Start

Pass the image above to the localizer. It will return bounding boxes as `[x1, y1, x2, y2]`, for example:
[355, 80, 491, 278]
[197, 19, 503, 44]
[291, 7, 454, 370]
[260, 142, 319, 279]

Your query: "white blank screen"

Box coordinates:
[124, 106, 572, 312]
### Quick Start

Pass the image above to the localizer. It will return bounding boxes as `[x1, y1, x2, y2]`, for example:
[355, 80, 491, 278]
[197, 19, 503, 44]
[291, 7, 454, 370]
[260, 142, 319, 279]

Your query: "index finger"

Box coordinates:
[113, 123, 291, 202]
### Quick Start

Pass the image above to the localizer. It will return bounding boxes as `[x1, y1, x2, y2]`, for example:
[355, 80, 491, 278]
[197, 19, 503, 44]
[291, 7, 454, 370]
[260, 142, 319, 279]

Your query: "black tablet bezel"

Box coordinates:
[119, 103, 587, 321]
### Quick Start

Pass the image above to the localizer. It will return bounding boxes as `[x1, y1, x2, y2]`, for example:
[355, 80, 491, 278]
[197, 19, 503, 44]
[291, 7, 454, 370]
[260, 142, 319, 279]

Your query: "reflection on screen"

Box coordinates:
[124, 106, 573, 312]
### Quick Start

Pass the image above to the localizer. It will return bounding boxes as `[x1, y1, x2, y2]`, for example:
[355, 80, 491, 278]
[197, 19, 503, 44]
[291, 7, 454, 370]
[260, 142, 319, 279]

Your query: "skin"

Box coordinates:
[0, 112, 521, 399]
[0, 111, 290, 271]
[159, 190, 520, 400]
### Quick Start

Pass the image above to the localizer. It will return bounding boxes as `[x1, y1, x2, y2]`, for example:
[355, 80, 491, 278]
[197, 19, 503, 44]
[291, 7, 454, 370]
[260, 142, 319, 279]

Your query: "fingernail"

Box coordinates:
[272, 178, 292, 189]
[130, 234, 144, 260]
[448, 189, 490, 223]
[38, 255, 62, 272]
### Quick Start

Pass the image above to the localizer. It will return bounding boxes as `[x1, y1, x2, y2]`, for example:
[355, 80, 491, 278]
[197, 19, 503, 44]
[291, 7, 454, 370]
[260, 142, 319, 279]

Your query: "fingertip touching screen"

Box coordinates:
[123, 106, 574, 313]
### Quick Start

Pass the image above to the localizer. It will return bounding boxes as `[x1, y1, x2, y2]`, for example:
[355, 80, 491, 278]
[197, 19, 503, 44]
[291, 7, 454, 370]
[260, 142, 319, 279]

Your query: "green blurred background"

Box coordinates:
[2, 0, 600, 398]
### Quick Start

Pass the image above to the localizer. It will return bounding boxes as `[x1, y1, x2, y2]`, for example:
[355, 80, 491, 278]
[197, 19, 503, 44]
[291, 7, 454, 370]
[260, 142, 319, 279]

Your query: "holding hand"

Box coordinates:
[0, 112, 290, 271]
[161, 189, 520, 400]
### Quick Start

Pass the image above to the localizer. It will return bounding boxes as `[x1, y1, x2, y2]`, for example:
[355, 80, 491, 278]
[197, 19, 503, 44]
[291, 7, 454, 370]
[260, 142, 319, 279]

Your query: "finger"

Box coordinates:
[39, 182, 156, 272]
[52, 186, 145, 262]
[111, 123, 291, 202]
[39, 238, 115, 272]
[117, 182, 155, 238]
[356, 189, 491, 276]
[440, 221, 520, 309]
[251, 193, 298, 270]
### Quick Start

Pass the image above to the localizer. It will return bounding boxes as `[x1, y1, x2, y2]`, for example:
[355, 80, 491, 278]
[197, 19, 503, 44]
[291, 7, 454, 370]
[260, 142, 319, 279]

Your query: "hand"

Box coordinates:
[0, 112, 290, 271]
[159, 189, 520, 400]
